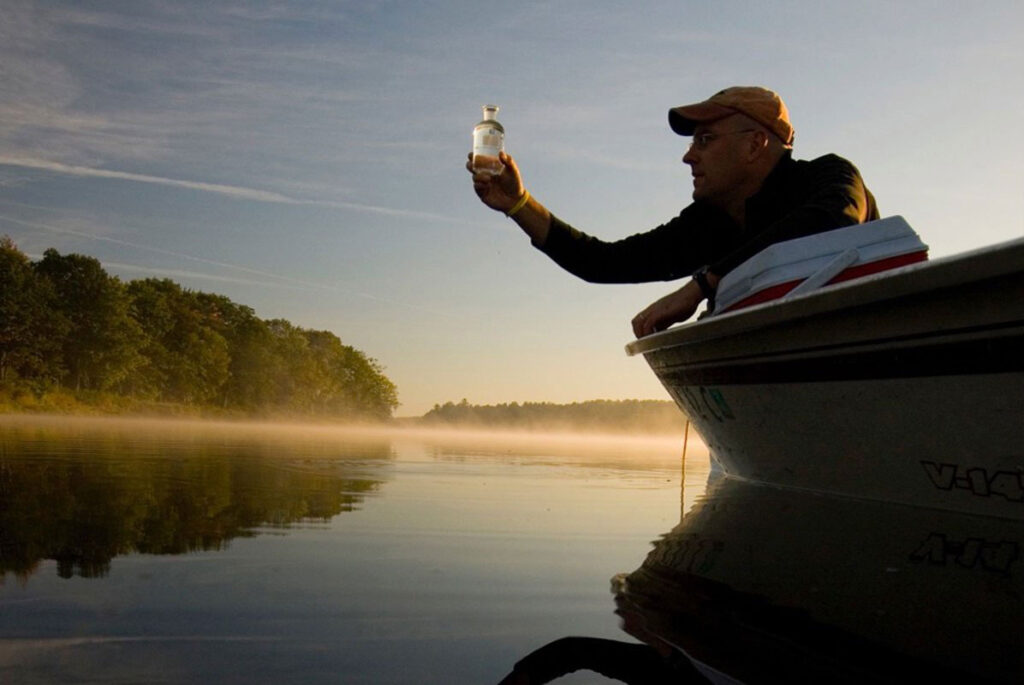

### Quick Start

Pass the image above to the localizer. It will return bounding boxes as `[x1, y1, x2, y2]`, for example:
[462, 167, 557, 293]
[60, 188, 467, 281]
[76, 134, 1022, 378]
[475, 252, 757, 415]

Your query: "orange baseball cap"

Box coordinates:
[669, 86, 794, 146]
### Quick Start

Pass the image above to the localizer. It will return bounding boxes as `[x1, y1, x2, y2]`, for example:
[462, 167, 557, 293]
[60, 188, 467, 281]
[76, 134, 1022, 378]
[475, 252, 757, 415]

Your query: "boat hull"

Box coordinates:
[627, 238, 1024, 518]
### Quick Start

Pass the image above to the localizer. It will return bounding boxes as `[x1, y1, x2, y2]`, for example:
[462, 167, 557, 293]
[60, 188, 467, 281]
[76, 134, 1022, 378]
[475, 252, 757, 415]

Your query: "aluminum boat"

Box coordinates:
[626, 222, 1024, 519]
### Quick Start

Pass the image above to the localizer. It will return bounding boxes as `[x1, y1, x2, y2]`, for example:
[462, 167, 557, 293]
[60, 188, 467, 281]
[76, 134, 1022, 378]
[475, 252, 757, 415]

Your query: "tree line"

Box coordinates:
[421, 398, 684, 434]
[0, 237, 398, 419]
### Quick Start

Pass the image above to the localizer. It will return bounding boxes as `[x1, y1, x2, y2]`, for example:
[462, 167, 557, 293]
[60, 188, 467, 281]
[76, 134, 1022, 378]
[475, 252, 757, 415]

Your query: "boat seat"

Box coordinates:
[713, 216, 929, 315]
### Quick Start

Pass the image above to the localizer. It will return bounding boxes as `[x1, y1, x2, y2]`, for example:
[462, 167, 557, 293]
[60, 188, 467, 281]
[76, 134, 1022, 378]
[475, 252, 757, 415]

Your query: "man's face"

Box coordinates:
[682, 115, 754, 207]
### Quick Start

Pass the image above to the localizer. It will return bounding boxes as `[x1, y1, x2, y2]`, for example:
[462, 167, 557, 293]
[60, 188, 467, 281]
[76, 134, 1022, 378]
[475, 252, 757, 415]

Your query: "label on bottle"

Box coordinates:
[472, 119, 505, 175]
[473, 127, 503, 155]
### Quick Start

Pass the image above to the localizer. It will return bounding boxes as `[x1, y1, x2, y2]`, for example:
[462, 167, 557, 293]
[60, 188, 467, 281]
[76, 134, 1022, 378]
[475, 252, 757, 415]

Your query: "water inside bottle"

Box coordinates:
[472, 105, 505, 175]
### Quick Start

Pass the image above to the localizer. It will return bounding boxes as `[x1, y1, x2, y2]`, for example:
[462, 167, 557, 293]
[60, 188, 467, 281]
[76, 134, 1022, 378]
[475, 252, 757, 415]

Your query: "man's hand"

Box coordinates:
[467, 151, 524, 214]
[631, 280, 705, 338]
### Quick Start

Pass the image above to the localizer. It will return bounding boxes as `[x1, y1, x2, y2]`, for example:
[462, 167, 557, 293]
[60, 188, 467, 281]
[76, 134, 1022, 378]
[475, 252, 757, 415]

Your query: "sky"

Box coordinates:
[1, 1, 1022, 416]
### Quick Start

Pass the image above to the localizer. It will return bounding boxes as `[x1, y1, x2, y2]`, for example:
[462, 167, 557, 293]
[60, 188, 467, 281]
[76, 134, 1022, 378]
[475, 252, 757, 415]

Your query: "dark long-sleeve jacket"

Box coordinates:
[536, 152, 878, 282]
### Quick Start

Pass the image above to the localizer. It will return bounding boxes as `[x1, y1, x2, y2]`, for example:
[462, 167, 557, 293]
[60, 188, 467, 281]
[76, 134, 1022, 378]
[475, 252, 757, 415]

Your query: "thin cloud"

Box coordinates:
[0, 5, 465, 225]
[0, 155, 292, 203]
[0, 156, 457, 221]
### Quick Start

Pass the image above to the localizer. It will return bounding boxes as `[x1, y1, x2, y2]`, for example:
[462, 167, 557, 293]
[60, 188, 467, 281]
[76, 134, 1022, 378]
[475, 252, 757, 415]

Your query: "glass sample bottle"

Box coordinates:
[471, 105, 505, 175]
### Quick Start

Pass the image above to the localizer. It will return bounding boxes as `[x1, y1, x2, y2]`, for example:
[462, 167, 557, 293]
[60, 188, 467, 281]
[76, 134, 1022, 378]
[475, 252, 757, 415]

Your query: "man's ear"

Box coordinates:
[746, 130, 770, 161]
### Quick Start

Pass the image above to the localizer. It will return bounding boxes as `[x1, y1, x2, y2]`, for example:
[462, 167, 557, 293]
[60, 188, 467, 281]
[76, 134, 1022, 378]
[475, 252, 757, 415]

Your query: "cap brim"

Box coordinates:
[668, 102, 736, 136]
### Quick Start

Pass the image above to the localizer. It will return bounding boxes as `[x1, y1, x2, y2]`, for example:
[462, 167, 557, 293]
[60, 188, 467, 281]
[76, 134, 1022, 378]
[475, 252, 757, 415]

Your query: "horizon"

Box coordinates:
[2, 1, 1022, 415]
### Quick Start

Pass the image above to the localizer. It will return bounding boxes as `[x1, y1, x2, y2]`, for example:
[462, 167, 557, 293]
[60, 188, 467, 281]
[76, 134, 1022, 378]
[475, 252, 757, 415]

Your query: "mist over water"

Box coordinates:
[0, 414, 699, 684]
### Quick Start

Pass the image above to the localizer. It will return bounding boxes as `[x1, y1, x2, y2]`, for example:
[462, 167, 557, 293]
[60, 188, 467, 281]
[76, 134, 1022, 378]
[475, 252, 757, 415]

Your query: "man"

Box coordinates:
[468, 86, 878, 337]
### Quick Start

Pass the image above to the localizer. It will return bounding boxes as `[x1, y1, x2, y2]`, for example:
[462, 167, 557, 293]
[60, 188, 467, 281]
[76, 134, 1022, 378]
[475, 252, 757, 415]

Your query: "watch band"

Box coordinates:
[692, 266, 716, 312]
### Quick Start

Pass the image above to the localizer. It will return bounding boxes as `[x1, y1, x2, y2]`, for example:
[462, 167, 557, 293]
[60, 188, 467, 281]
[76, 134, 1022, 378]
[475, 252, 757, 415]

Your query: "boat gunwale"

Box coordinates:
[625, 236, 1024, 357]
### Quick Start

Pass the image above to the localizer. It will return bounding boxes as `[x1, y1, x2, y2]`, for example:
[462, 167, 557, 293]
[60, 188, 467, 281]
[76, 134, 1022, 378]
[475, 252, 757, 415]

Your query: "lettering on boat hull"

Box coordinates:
[674, 386, 736, 423]
[921, 461, 1024, 502]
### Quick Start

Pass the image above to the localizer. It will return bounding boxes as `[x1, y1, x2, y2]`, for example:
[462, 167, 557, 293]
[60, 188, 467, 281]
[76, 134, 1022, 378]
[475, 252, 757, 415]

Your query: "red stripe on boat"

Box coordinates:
[721, 251, 929, 313]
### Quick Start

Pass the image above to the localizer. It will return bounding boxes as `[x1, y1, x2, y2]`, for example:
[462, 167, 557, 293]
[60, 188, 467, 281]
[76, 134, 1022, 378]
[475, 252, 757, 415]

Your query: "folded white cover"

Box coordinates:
[714, 216, 928, 314]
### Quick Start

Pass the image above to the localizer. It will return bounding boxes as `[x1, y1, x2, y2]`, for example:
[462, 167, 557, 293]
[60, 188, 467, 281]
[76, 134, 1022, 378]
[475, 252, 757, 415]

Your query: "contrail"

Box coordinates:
[0, 155, 460, 222]
[0, 156, 294, 202]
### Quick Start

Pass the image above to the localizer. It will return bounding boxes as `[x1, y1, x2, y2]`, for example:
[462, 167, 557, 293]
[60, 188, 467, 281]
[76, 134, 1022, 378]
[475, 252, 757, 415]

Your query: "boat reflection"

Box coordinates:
[502, 470, 1023, 684]
[620, 474, 1024, 683]
[0, 423, 392, 581]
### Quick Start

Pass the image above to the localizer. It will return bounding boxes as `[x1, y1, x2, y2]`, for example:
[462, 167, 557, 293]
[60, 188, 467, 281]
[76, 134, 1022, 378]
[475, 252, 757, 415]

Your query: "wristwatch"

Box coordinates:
[691, 265, 716, 312]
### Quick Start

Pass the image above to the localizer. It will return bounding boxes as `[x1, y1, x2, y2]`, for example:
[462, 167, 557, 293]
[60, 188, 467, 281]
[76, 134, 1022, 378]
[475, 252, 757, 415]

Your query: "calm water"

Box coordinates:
[0, 416, 704, 684]
[4, 416, 1021, 684]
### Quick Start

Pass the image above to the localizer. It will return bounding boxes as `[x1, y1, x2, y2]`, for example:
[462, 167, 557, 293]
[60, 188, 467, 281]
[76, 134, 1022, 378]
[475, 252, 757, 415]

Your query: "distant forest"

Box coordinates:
[0, 237, 398, 419]
[421, 399, 685, 434]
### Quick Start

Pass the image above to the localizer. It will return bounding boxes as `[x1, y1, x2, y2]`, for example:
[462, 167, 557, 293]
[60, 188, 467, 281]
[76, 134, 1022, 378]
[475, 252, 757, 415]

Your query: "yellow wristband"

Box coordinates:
[506, 190, 530, 217]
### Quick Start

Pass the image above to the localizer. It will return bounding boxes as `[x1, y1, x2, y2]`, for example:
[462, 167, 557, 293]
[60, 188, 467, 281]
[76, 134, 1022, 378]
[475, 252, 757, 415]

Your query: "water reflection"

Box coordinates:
[1, 417, 684, 684]
[497, 588, 711, 684]
[0, 418, 392, 581]
[505, 470, 1023, 684]
[620, 475, 1024, 683]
